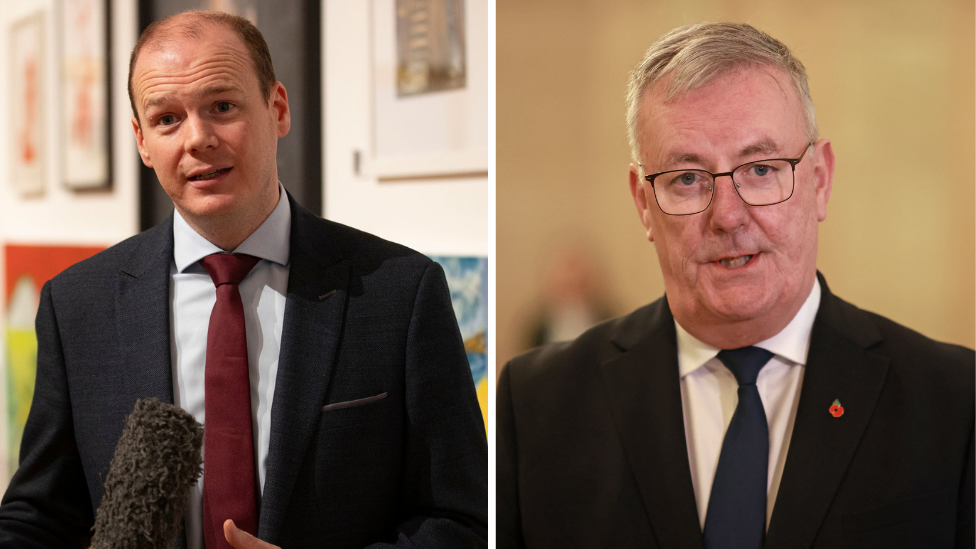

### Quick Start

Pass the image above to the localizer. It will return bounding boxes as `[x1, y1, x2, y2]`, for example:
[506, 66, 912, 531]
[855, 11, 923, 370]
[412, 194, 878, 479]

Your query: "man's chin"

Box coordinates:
[177, 196, 240, 220]
[697, 289, 776, 324]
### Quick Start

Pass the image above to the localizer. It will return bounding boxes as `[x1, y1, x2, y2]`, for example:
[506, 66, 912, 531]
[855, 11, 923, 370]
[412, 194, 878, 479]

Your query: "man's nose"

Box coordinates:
[183, 115, 218, 152]
[707, 174, 750, 233]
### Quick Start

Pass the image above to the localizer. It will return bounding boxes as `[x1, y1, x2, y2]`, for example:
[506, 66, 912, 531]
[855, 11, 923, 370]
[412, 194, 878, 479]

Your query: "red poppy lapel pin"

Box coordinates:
[829, 399, 844, 418]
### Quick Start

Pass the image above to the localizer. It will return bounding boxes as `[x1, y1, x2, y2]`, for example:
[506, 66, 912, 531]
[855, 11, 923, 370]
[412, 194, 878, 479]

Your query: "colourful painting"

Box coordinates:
[428, 255, 488, 423]
[9, 12, 46, 196]
[60, 0, 111, 190]
[4, 245, 103, 474]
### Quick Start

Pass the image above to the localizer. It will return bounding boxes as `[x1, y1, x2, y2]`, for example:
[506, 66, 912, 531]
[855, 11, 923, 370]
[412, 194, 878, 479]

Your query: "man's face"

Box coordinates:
[131, 25, 290, 228]
[629, 67, 834, 342]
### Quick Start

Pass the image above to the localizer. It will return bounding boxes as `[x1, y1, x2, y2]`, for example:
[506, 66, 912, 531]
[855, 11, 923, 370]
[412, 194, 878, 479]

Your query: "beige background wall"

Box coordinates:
[497, 0, 975, 370]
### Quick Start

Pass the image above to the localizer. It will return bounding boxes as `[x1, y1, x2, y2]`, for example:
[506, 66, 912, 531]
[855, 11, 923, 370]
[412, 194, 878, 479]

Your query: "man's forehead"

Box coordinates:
[638, 67, 804, 163]
[132, 32, 252, 100]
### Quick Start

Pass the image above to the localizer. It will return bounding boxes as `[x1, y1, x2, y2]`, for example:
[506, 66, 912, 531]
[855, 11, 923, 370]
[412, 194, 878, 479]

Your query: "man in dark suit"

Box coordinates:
[0, 11, 486, 549]
[497, 22, 973, 548]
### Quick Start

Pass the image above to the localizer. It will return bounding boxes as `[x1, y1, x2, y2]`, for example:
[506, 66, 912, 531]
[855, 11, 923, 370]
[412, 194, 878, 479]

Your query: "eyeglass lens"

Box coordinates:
[654, 159, 794, 215]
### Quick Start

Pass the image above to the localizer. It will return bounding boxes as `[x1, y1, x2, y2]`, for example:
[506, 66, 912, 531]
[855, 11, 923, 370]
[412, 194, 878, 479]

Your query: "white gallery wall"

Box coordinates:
[323, 0, 493, 258]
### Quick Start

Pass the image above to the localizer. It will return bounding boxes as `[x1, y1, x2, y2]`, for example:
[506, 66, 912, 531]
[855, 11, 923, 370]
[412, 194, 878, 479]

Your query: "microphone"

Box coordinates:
[90, 398, 204, 549]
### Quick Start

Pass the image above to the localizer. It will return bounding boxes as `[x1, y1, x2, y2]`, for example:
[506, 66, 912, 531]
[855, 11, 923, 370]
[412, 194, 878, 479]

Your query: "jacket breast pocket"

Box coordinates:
[310, 390, 403, 512]
[843, 488, 957, 548]
[318, 391, 390, 431]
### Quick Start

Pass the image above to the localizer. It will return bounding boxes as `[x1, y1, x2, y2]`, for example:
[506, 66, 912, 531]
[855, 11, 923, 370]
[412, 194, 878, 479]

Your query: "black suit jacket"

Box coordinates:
[0, 199, 488, 548]
[498, 274, 974, 548]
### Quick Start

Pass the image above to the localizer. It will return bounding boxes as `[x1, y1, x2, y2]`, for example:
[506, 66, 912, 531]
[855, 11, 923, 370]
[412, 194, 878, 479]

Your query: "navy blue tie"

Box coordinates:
[702, 346, 774, 549]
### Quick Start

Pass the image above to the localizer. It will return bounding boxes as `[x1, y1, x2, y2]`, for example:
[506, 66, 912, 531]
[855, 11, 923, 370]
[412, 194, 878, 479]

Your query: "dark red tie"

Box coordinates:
[199, 253, 261, 548]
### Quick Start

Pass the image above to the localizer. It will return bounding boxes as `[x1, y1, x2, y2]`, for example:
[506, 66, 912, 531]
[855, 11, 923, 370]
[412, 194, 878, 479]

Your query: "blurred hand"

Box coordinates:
[224, 519, 280, 549]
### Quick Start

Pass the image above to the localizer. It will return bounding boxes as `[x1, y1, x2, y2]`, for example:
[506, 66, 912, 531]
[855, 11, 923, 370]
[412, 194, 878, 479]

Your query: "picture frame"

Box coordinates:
[59, 0, 112, 191]
[366, 0, 488, 181]
[8, 12, 46, 197]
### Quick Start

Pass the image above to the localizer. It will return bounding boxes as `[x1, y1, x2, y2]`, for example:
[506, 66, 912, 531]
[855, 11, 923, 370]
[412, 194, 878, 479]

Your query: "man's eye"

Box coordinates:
[750, 164, 773, 176]
[157, 115, 177, 126]
[215, 102, 233, 113]
[670, 171, 705, 187]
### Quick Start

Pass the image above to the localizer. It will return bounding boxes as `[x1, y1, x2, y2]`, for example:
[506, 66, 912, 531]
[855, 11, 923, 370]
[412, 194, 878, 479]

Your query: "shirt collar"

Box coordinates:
[676, 277, 822, 378]
[173, 183, 292, 272]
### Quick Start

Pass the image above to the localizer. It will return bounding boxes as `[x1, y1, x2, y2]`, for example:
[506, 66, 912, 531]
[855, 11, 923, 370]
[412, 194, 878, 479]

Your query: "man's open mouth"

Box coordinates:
[718, 254, 754, 269]
[188, 167, 231, 181]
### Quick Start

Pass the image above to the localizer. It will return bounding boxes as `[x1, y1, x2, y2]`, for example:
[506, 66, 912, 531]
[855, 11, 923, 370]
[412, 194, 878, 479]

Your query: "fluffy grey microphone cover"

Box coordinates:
[91, 398, 203, 549]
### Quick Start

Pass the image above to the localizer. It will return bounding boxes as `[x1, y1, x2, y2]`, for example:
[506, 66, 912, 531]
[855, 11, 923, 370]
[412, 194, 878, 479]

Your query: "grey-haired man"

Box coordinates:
[498, 22, 973, 549]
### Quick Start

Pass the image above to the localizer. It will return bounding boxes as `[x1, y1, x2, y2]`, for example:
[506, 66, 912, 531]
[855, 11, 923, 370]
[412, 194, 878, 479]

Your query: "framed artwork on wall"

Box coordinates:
[396, 0, 466, 97]
[8, 12, 46, 198]
[59, 0, 112, 191]
[367, 0, 488, 181]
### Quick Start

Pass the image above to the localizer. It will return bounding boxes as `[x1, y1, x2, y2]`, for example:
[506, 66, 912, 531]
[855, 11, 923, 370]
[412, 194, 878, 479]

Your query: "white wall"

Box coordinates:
[323, 0, 493, 257]
[0, 0, 140, 483]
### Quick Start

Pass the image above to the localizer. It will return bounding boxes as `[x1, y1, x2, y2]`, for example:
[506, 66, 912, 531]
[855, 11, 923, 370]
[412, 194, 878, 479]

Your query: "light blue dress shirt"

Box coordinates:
[169, 186, 291, 549]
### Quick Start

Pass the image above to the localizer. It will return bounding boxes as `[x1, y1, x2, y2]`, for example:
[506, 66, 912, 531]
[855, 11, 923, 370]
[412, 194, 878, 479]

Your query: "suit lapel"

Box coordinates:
[765, 276, 889, 549]
[116, 217, 176, 406]
[598, 298, 705, 549]
[258, 202, 349, 543]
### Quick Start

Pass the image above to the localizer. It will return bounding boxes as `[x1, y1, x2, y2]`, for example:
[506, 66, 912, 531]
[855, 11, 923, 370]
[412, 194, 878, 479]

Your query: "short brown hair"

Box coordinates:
[127, 11, 276, 125]
[626, 22, 817, 164]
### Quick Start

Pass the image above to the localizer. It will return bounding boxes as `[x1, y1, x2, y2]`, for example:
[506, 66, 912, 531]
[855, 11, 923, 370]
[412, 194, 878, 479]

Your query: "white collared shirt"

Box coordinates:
[677, 277, 821, 530]
[170, 186, 291, 549]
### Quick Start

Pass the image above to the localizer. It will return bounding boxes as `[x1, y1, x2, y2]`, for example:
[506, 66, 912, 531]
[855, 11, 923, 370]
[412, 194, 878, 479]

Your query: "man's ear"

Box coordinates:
[270, 82, 291, 138]
[812, 139, 835, 222]
[629, 164, 655, 242]
[132, 116, 153, 168]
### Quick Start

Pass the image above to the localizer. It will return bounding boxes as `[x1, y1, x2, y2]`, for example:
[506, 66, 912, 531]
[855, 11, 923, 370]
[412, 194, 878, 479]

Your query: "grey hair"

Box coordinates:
[625, 22, 818, 164]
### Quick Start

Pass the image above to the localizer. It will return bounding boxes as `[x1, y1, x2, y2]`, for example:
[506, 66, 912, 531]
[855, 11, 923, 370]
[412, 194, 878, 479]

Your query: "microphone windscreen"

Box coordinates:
[91, 398, 203, 549]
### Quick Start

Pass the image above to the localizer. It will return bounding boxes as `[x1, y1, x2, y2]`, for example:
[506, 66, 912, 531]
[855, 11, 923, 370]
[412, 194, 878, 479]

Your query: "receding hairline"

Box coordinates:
[130, 23, 250, 118]
[139, 13, 232, 53]
[128, 10, 276, 126]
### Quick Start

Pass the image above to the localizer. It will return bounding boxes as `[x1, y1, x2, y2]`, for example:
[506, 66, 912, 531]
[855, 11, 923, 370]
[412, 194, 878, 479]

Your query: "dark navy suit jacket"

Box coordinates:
[498, 274, 974, 548]
[0, 199, 488, 548]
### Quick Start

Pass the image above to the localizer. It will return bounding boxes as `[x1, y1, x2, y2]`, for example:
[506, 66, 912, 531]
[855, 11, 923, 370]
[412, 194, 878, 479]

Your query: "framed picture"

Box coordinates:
[427, 255, 489, 423]
[8, 12, 46, 197]
[366, 0, 488, 181]
[396, 0, 466, 97]
[59, 0, 112, 190]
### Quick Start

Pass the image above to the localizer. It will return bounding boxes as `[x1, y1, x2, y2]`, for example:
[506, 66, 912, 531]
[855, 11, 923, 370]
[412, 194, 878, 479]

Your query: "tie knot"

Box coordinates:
[716, 346, 773, 386]
[199, 253, 260, 286]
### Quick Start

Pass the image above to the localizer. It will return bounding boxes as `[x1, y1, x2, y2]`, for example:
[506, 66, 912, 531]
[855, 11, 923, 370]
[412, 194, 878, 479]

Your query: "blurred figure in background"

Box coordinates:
[526, 241, 614, 348]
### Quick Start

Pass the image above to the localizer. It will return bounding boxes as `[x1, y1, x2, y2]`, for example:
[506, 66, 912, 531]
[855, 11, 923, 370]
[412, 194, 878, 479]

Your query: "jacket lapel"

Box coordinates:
[258, 202, 349, 543]
[765, 275, 889, 549]
[598, 298, 705, 549]
[116, 216, 176, 406]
